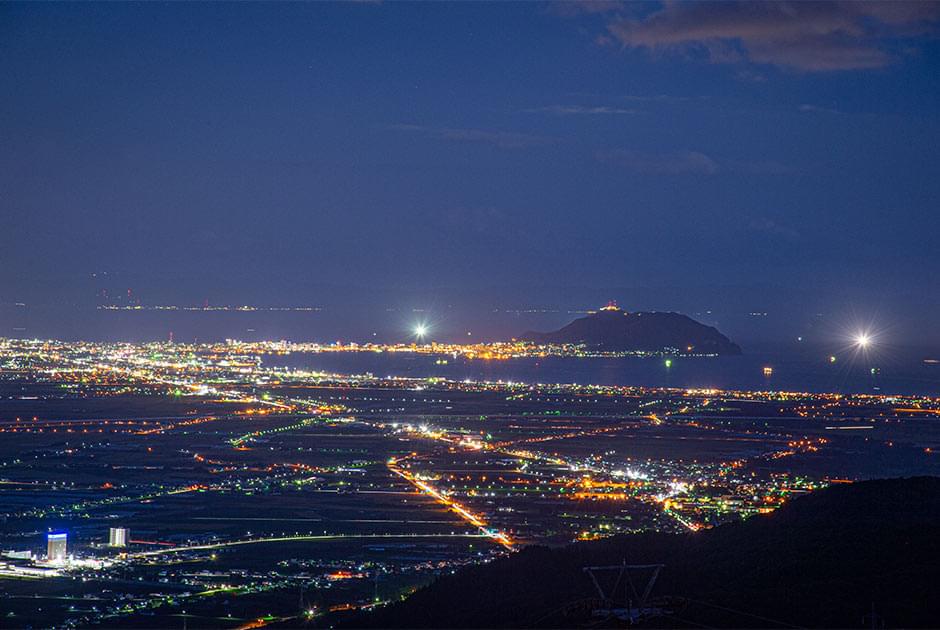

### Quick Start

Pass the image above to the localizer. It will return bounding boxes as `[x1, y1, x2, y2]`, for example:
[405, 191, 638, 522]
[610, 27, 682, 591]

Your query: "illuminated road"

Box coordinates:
[129, 532, 490, 558]
[388, 459, 514, 549]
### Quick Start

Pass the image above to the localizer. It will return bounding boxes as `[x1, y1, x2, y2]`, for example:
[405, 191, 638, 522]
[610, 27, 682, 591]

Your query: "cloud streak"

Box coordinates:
[547, 0, 629, 18]
[597, 149, 791, 175]
[602, 1, 940, 71]
[392, 124, 556, 149]
[798, 103, 842, 115]
[748, 217, 802, 241]
[525, 104, 639, 115]
[597, 148, 720, 175]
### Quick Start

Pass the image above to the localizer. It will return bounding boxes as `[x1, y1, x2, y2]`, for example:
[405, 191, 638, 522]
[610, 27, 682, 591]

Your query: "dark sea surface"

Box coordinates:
[266, 345, 940, 397]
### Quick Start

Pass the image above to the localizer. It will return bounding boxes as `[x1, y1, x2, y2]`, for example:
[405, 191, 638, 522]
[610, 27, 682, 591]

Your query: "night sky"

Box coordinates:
[2, 2, 940, 342]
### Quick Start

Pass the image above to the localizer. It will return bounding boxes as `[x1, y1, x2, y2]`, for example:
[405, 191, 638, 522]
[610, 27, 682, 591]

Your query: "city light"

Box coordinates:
[4, 3, 936, 626]
[0, 333, 934, 627]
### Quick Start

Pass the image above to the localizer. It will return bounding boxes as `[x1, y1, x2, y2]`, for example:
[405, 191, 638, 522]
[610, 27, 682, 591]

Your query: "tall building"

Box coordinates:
[47, 532, 67, 564]
[109, 527, 128, 548]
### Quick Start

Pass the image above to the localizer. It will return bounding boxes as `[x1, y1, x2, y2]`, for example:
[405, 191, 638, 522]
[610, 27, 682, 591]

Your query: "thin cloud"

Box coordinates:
[798, 103, 842, 115]
[735, 68, 768, 83]
[600, 1, 940, 72]
[391, 124, 556, 149]
[620, 93, 695, 103]
[547, 0, 629, 18]
[598, 149, 791, 175]
[725, 159, 793, 175]
[748, 217, 802, 241]
[525, 104, 639, 115]
[597, 148, 720, 175]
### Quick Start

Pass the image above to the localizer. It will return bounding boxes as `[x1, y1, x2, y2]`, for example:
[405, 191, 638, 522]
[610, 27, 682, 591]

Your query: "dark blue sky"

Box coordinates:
[2, 1, 940, 340]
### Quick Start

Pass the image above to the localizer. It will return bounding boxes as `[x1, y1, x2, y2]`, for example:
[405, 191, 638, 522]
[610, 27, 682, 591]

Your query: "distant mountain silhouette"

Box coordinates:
[521, 306, 741, 355]
[343, 477, 940, 628]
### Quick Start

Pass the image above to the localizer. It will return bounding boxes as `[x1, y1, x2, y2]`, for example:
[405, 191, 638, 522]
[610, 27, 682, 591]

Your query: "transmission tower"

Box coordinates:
[582, 561, 666, 624]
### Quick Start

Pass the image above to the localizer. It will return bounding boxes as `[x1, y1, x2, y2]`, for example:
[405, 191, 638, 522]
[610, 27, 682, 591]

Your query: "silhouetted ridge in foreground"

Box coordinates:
[521, 308, 742, 355]
[344, 477, 940, 628]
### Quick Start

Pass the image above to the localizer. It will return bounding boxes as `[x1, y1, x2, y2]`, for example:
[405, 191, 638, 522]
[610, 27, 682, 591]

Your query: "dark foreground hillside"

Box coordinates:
[343, 477, 940, 628]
